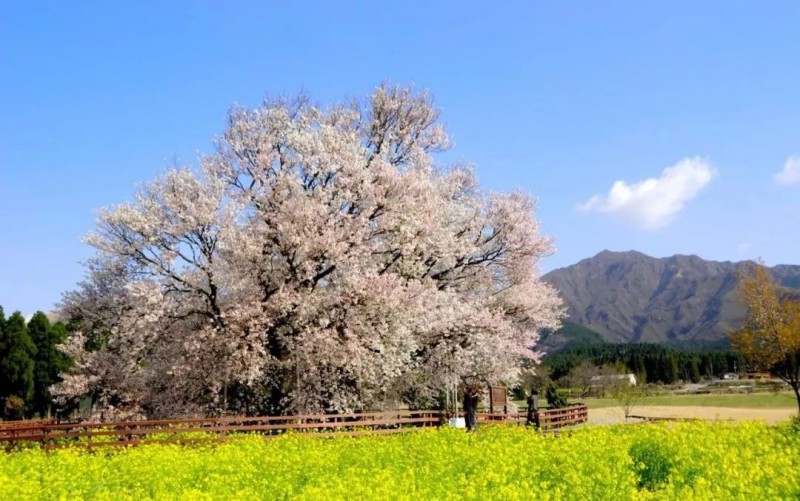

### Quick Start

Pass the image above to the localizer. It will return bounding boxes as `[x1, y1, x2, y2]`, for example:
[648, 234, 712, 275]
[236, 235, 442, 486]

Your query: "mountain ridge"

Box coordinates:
[542, 250, 800, 346]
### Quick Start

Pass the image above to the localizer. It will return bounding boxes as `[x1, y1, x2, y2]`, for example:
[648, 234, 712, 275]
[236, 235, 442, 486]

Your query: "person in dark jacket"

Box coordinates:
[526, 388, 540, 430]
[463, 385, 480, 431]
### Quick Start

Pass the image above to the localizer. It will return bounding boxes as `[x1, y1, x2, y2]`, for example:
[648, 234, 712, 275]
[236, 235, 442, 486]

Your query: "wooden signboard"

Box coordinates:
[489, 385, 508, 414]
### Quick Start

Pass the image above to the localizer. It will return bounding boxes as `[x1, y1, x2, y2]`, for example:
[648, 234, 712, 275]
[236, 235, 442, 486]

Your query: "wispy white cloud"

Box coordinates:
[577, 157, 716, 230]
[774, 156, 800, 185]
[736, 242, 753, 253]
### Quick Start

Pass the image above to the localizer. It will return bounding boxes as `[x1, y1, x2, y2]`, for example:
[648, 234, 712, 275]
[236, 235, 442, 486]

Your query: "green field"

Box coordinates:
[1, 422, 798, 499]
[582, 392, 798, 410]
[514, 391, 797, 410]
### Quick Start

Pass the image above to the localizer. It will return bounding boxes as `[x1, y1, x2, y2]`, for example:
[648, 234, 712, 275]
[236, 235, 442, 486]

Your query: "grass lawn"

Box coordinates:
[513, 391, 797, 410]
[582, 392, 798, 409]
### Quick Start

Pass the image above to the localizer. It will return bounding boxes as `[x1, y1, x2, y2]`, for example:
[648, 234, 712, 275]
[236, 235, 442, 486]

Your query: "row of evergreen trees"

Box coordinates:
[0, 307, 72, 419]
[545, 342, 747, 385]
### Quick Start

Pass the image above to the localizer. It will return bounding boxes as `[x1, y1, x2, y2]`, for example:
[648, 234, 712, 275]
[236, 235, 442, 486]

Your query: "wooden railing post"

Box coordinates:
[0, 405, 589, 449]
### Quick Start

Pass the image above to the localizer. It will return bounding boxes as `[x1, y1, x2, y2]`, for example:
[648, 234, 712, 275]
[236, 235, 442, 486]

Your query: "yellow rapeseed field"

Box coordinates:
[0, 421, 798, 500]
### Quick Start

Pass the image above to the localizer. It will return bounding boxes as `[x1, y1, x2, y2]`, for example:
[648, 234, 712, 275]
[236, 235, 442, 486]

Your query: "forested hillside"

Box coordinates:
[543, 250, 800, 344]
[544, 342, 746, 384]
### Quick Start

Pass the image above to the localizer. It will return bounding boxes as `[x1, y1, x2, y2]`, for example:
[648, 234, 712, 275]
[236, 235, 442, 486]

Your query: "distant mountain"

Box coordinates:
[542, 250, 800, 346]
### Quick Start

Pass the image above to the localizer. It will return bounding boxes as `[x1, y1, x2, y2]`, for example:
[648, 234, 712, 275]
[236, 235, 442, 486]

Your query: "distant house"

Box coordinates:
[722, 373, 739, 380]
[741, 372, 771, 381]
[590, 374, 637, 386]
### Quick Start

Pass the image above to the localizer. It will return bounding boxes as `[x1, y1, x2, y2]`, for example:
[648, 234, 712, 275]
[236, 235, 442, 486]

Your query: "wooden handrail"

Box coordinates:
[0, 404, 589, 450]
[0, 409, 441, 434]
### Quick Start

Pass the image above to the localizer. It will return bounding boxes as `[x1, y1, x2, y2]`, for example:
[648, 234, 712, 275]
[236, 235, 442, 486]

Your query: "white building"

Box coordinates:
[590, 374, 637, 386]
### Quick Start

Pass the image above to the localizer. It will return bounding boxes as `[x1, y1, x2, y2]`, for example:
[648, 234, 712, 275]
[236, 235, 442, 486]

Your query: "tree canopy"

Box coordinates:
[0, 308, 73, 419]
[54, 84, 563, 419]
[27, 312, 71, 417]
[729, 262, 800, 413]
[0, 311, 35, 418]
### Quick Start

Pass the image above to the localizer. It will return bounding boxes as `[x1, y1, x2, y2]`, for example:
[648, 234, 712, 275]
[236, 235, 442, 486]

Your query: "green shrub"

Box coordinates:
[629, 439, 673, 491]
[3, 396, 26, 420]
[545, 383, 568, 408]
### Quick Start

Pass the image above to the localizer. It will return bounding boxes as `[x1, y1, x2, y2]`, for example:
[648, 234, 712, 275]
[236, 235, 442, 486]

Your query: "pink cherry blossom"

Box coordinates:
[53, 84, 563, 418]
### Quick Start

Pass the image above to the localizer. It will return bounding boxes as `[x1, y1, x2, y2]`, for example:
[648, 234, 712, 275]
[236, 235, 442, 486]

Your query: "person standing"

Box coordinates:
[526, 388, 540, 430]
[462, 385, 480, 431]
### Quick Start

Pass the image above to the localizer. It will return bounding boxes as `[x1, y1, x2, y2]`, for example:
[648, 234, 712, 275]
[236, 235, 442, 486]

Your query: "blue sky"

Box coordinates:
[2, 1, 800, 316]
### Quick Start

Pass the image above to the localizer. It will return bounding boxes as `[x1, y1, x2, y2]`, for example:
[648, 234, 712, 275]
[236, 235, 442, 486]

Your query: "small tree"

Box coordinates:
[515, 363, 551, 400]
[610, 378, 644, 419]
[4, 396, 26, 420]
[729, 263, 800, 414]
[545, 383, 568, 408]
[567, 362, 624, 398]
[565, 361, 602, 397]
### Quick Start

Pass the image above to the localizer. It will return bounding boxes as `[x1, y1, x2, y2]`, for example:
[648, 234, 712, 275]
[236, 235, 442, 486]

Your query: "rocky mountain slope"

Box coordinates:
[543, 250, 800, 345]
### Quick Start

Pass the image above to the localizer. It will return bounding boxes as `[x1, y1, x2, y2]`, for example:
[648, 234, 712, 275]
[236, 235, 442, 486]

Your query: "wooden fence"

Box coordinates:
[477, 404, 589, 430]
[0, 418, 55, 430]
[0, 405, 588, 450]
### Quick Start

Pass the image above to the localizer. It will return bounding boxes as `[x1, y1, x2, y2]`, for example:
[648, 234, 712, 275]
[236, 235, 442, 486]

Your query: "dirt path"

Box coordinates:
[589, 406, 796, 425]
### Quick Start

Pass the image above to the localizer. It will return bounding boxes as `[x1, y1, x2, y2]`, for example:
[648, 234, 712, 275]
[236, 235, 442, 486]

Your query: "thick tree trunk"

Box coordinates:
[792, 382, 800, 415]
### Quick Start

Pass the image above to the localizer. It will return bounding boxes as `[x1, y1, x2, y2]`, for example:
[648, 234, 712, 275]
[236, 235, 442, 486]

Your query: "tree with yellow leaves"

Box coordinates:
[729, 262, 800, 413]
